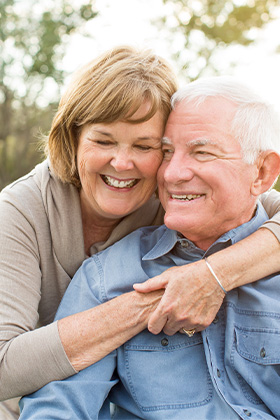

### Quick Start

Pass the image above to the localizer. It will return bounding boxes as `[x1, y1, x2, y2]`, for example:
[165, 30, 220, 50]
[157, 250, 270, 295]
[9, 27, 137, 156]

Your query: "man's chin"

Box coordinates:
[164, 214, 191, 233]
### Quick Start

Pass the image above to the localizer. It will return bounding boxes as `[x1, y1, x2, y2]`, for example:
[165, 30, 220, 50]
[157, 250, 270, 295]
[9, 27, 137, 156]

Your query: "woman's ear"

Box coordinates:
[251, 151, 280, 196]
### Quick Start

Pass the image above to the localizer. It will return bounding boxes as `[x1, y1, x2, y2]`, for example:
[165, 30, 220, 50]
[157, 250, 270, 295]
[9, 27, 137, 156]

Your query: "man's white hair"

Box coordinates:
[172, 76, 280, 164]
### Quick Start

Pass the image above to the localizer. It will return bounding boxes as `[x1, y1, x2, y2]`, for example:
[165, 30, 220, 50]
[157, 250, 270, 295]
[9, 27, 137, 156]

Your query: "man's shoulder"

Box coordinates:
[77, 225, 169, 300]
[101, 224, 168, 260]
[84, 224, 168, 279]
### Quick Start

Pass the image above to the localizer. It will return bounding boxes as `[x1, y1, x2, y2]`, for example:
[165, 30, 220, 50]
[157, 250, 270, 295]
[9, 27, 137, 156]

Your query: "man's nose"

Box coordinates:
[110, 149, 134, 172]
[164, 155, 194, 183]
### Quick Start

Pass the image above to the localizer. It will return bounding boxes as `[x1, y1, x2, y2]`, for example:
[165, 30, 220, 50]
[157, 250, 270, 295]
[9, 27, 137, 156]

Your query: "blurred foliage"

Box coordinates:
[1, 0, 280, 190]
[274, 177, 280, 191]
[158, 0, 280, 81]
[0, 0, 98, 189]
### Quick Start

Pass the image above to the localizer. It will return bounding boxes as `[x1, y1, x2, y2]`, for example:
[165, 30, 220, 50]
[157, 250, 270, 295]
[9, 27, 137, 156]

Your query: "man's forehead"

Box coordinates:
[167, 97, 237, 127]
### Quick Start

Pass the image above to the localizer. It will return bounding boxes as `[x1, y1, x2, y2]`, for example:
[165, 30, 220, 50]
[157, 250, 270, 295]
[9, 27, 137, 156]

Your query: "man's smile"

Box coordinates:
[170, 194, 204, 201]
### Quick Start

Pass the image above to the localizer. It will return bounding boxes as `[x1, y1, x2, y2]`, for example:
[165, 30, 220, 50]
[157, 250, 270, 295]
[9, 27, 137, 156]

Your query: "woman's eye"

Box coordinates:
[95, 140, 114, 146]
[135, 145, 152, 151]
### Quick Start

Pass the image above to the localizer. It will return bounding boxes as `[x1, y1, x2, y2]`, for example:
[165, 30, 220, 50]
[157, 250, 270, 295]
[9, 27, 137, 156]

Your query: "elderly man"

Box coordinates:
[20, 77, 280, 420]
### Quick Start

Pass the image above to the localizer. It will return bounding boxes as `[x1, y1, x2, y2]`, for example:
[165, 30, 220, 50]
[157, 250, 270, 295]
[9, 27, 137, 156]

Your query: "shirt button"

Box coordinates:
[243, 409, 252, 417]
[161, 338, 169, 347]
[217, 368, 221, 378]
[213, 316, 219, 324]
[180, 240, 189, 248]
[260, 347, 266, 358]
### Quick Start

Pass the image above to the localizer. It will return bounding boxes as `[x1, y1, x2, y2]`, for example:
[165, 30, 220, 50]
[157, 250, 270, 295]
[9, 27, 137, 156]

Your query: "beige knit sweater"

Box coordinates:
[0, 160, 279, 409]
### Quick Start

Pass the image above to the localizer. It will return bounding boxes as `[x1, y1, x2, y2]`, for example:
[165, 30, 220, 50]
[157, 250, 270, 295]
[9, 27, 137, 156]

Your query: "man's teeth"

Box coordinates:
[171, 194, 202, 201]
[103, 175, 137, 188]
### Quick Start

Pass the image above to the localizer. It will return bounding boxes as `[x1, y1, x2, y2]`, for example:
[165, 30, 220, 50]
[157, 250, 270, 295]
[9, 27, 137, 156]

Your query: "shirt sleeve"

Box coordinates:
[19, 355, 118, 419]
[19, 259, 118, 419]
[260, 189, 280, 242]
[0, 194, 75, 401]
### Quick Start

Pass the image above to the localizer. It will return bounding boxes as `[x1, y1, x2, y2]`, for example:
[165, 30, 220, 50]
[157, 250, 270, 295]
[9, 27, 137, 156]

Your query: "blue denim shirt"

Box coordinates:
[20, 203, 280, 420]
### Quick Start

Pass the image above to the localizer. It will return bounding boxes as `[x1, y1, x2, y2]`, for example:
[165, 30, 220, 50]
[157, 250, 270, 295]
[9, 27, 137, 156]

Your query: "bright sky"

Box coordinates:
[63, 0, 280, 112]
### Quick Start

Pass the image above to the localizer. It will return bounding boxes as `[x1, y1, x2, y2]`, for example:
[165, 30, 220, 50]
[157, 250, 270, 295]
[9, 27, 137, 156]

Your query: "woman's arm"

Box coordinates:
[0, 194, 162, 400]
[134, 189, 280, 335]
[58, 290, 162, 372]
[260, 189, 280, 240]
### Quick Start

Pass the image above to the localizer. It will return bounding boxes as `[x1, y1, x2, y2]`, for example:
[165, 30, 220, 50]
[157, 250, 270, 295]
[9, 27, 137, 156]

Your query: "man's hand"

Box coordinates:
[133, 259, 225, 336]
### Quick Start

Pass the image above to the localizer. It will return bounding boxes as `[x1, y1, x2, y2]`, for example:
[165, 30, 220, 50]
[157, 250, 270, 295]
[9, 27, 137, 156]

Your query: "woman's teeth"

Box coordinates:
[171, 194, 202, 201]
[102, 175, 138, 188]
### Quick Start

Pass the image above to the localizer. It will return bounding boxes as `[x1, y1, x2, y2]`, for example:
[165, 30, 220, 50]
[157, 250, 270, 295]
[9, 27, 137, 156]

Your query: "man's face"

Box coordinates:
[158, 97, 259, 251]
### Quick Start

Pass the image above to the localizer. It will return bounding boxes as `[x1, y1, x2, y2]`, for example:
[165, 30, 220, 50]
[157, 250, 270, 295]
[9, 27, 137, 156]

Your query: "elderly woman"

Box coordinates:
[1, 46, 280, 419]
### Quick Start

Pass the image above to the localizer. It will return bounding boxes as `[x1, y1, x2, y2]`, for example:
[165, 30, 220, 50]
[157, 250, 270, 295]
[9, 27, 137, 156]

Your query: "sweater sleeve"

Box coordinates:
[260, 189, 280, 242]
[0, 191, 76, 401]
[20, 260, 117, 420]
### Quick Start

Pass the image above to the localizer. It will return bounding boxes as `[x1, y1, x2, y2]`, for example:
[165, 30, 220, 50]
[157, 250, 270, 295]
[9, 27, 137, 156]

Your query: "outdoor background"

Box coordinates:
[1, 0, 280, 190]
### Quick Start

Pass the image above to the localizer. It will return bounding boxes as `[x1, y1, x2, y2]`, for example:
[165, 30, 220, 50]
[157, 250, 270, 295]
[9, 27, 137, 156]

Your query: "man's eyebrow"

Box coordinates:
[161, 137, 219, 147]
[187, 138, 218, 147]
[162, 137, 172, 145]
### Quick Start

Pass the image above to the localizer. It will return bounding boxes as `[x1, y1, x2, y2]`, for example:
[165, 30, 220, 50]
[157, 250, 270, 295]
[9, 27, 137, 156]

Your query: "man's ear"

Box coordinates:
[250, 150, 280, 196]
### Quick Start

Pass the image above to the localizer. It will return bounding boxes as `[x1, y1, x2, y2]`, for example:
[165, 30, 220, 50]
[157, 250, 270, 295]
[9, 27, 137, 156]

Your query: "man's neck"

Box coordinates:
[180, 204, 258, 252]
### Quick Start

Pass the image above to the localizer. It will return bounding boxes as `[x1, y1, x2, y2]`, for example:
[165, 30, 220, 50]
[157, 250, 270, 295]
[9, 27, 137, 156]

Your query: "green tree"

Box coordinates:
[158, 0, 280, 80]
[0, 0, 98, 189]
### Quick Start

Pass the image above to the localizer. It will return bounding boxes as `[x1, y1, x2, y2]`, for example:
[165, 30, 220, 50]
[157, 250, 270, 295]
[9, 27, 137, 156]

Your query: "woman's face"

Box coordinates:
[77, 103, 165, 223]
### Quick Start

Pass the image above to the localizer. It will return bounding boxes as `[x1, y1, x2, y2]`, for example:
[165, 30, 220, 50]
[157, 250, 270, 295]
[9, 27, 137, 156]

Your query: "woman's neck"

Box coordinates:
[83, 217, 120, 254]
[80, 198, 121, 256]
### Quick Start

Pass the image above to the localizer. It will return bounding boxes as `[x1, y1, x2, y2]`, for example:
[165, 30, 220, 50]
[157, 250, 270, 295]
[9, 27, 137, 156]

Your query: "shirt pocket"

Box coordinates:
[122, 330, 213, 412]
[232, 326, 280, 408]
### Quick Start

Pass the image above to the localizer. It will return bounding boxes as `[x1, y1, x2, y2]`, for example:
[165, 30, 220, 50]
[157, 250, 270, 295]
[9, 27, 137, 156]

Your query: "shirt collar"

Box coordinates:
[143, 228, 179, 260]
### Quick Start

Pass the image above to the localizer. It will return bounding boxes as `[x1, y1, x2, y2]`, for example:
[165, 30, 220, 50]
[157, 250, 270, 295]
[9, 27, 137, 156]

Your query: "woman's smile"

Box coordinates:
[101, 174, 139, 189]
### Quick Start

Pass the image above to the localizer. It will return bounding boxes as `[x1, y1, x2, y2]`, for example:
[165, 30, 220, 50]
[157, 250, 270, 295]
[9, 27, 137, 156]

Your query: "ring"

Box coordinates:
[182, 328, 196, 337]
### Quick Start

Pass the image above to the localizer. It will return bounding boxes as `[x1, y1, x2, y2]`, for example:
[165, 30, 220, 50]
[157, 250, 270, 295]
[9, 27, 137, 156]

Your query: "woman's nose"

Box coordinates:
[110, 150, 134, 172]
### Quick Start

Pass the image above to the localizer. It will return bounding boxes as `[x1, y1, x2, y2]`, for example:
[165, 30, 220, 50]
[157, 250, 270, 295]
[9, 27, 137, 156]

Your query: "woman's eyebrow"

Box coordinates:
[90, 128, 113, 137]
[137, 136, 162, 141]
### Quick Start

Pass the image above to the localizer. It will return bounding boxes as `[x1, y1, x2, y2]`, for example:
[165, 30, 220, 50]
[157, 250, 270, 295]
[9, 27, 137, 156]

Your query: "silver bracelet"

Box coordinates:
[204, 257, 227, 295]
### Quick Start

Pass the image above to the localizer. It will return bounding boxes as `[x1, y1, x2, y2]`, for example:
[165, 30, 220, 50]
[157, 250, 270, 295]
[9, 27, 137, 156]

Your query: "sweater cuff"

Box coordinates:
[50, 320, 79, 376]
[1, 322, 77, 400]
[260, 220, 280, 243]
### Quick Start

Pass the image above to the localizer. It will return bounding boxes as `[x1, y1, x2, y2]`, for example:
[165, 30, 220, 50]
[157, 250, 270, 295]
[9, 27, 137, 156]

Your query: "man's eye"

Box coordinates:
[196, 150, 209, 155]
[195, 150, 216, 160]
[162, 148, 173, 159]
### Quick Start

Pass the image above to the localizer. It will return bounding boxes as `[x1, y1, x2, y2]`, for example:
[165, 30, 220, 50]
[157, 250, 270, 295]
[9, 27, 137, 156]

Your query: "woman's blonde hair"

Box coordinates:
[46, 45, 178, 187]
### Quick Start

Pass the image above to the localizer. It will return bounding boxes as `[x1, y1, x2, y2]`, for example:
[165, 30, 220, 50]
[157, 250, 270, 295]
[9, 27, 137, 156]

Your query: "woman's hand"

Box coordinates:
[133, 259, 225, 336]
